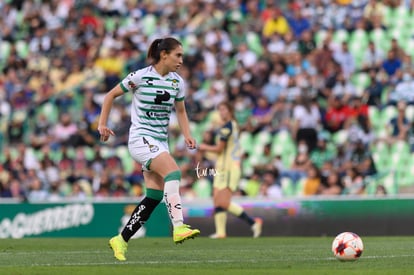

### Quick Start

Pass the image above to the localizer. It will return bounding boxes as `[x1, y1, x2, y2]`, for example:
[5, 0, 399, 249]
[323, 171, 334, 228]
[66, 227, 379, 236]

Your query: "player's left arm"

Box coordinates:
[175, 100, 196, 149]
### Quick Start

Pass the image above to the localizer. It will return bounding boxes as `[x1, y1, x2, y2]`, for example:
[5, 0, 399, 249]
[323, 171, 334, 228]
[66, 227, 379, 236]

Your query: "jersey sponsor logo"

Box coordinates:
[150, 105, 168, 110]
[146, 78, 154, 85]
[154, 90, 171, 104]
[146, 111, 169, 118]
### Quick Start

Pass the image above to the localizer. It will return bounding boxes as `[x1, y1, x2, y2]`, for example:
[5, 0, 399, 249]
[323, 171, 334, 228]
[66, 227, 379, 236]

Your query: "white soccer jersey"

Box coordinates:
[120, 66, 185, 141]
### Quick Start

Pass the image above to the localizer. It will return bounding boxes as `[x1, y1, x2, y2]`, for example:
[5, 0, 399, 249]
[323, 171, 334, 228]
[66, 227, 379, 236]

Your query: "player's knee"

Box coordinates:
[215, 199, 230, 209]
[164, 170, 181, 182]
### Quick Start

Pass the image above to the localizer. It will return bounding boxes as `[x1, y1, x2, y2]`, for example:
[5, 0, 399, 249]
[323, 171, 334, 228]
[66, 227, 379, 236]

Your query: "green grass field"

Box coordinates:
[1, 237, 414, 275]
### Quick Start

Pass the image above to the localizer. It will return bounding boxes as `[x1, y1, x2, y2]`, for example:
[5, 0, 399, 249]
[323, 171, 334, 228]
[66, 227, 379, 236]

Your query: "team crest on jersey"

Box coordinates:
[219, 128, 231, 138]
[171, 79, 179, 89]
[149, 145, 159, 153]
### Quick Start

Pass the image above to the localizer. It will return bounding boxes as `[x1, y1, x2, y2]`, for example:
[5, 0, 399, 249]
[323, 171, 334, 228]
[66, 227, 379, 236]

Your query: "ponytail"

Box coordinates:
[147, 37, 182, 64]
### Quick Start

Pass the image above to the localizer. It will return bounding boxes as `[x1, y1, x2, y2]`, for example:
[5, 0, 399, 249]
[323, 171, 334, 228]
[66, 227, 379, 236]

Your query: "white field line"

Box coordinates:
[0, 254, 414, 267]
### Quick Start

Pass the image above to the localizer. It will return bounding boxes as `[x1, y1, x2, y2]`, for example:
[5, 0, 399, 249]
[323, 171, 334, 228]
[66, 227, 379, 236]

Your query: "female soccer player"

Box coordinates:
[198, 102, 262, 239]
[98, 37, 200, 261]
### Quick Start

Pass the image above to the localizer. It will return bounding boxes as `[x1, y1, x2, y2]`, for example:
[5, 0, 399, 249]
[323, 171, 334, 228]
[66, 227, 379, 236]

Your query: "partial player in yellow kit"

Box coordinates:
[199, 102, 263, 238]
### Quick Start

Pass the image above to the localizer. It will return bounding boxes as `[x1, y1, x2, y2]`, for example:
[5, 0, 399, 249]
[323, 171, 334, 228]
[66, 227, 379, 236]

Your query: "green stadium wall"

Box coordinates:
[0, 201, 170, 238]
[1, 197, 414, 238]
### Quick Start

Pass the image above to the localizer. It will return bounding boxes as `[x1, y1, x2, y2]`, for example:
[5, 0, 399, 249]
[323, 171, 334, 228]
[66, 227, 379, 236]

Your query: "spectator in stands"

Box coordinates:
[388, 71, 414, 105]
[298, 30, 316, 56]
[310, 135, 336, 169]
[287, 8, 311, 39]
[1, 177, 26, 201]
[331, 146, 348, 177]
[291, 94, 321, 153]
[279, 140, 312, 184]
[381, 50, 402, 79]
[185, 87, 207, 123]
[342, 166, 365, 195]
[0, 178, 12, 198]
[68, 180, 88, 201]
[333, 41, 355, 80]
[332, 72, 357, 102]
[235, 43, 258, 69]
[347, 114, 376, 146]
[324, 95, 351, 133]
[389, 38, 406, 61]
[127, 162, 144, 192]
[7, 111, 26, 145]
[283, 75, 302, 102]
[361, 41, 385, 72]
[37, 155, 59, 189]
[252, 143, 274, 174]
[111, 174, 129, 197]
[241, 170, 261, 197]
[94, 172, 111, 198]
[364, 68, 385, 107]
[302, 163, 322, 196]
[286, 52, 310, 77]
[82, 90, 101, 126]
[314, 41, 334, 78]
[56, 146, 74, 176]
[50, 113, 78, 148]
[319, 170, 344, 195]
[262, 8, 290, 38]
[69, 117, 97, 147]
[347, 95, 369, 120]
[27, 177, 49, 202]
[400, 54, 414, 74]
[262, 61, 289, 104]
[29, 113, 52, 150]
[281, 31, 299, 56]
[269, 97, 292, 133]
[345, 139, 377, 177]
[387, 101, 410, 143]
[363, 0, 387, 25]
[258, 170, 282, 199]
[48, 182, 63, 202]
[245, 96, 273, 134]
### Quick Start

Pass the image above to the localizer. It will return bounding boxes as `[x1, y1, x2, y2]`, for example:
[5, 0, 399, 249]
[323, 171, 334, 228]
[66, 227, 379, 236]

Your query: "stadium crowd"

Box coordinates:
[1, 0, 414, 202]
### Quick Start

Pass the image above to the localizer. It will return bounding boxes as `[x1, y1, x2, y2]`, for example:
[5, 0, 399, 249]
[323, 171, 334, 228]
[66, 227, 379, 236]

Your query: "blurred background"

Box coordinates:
[0, 0, 414, 235]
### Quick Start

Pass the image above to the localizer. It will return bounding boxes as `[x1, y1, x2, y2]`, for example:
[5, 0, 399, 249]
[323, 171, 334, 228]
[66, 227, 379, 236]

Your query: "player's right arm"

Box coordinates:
[98, 84, 124, 142]
[198, 124, 231, 154]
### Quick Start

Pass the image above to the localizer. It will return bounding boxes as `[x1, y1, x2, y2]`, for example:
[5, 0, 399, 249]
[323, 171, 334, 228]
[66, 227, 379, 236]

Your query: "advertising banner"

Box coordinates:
[1, 197, 414, 238]
[0, 201, 170, 238]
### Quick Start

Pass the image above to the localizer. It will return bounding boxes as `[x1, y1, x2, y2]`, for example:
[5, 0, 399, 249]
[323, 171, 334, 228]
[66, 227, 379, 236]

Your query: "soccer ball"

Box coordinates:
[332, 232, 363, 261]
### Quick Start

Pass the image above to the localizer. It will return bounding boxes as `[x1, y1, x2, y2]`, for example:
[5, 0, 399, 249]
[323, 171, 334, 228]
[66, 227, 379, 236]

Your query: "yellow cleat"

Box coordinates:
[109, 234, 128, 261]
[173, 224, 200, 244]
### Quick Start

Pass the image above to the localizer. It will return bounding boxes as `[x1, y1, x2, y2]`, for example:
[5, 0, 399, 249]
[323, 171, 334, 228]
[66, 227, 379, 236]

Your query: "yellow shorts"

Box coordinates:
[213, 168, 241, 192]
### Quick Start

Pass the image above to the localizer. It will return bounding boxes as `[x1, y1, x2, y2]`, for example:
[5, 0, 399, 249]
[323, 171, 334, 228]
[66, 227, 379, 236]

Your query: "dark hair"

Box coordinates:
[218, 101, 235, 120]
[147, 37, 182, 64]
